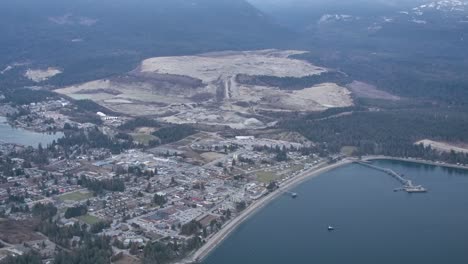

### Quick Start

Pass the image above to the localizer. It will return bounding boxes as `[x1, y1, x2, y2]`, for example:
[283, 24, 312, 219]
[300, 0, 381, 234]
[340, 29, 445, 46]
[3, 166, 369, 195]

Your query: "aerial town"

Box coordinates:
[0, 95, 329, 263]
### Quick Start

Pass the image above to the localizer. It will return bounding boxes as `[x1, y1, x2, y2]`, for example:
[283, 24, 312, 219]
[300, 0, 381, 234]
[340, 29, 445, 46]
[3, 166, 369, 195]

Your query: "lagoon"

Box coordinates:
[0, 116, 63, 147]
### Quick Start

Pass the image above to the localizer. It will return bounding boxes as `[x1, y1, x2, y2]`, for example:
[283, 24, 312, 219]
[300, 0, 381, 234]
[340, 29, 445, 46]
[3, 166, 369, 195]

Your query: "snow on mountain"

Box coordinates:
[318, 14, 359, 24]
[416, 0, 468, 12]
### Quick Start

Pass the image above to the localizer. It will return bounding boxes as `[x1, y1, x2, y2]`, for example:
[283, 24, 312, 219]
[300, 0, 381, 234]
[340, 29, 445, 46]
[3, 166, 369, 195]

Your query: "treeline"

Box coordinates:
[60, 99, 117, 125]
[56, 127, 134, 154]
[296, 48, 468, 105]
[79, 176, 125, 194]
[1, 88, 58, 105]
[142, 237, 202, 264]
[54, 235, 113, 264]
[280, 107, 468, 163]
[180, 220, 202, 236]
[152, 125, 196, 145]
[32, 203, 58, 220]
[64, 205, 88, 219]
[1, 252, 42, 264]
[236, 71, 351, 90]
[119, 117, 160, 131]
[302, 106, 366, 120]
[73, 99, 118, 116]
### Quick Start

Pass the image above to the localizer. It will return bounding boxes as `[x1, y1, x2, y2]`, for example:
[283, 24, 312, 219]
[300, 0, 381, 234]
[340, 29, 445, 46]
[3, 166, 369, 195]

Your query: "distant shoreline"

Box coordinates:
[182, 155, 468, 263]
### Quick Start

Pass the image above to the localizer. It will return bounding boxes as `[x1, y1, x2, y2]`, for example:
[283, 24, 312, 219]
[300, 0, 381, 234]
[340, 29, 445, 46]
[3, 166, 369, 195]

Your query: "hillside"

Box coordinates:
[0, 0, 292, 88]
[250, 0, 468, 104]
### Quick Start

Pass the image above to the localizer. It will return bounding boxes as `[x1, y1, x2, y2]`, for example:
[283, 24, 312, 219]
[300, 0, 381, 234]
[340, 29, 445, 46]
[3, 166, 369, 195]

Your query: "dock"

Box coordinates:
[355, 161, 427, 193]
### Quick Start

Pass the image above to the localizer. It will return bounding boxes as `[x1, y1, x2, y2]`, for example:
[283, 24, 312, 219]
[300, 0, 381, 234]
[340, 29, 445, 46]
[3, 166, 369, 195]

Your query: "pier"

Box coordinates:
[356, 161, 427, 193]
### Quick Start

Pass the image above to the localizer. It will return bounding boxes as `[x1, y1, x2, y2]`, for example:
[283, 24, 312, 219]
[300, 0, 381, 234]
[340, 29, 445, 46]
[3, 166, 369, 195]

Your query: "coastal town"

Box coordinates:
[0, 94, 335, 263]
[2, 84, 468, 264]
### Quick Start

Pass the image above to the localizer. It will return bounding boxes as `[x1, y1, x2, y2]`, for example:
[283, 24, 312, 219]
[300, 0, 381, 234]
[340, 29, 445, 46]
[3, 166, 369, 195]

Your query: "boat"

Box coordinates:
[405, 186, 428, 193]
[291, 193, 298, 198]
[327, 226, 334, 231]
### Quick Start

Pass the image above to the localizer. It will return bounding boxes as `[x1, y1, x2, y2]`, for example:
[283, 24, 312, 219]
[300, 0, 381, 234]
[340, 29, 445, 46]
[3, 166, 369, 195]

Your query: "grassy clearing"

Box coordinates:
[131, 133, 158, 145]
[59, 191, 93, 201]
[256, 171, 279, 183]
[77, 214, 101, 225]
[341, 146, 358, 156]
[289, 164, 305, 172]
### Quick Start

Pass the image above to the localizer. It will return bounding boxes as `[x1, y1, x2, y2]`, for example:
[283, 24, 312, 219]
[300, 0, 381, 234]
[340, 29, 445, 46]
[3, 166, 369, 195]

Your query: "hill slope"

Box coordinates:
[0, 0, 292, 88]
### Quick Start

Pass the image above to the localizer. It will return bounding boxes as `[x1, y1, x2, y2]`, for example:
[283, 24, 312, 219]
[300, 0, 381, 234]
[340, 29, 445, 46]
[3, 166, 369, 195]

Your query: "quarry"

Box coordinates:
[55, 50, 354, 129]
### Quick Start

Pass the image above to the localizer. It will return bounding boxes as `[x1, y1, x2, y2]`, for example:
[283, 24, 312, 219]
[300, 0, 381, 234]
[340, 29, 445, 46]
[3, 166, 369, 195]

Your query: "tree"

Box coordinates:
[180, 220, 201, 236]
[153, 194, 167, 206]
[32, 203, 57, 220]
[64, 205, 88, 219]
[236, 201, 247, 212]
[129, 242, 139, 255]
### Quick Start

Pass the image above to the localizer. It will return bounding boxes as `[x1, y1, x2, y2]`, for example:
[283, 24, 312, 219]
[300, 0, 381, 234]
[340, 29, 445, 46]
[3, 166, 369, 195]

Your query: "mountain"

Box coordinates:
[248, 0, 468, 104]
[0, 0, 292, 88]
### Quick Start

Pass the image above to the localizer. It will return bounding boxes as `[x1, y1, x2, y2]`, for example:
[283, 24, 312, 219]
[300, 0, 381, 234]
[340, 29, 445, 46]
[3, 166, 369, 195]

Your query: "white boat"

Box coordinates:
[328, 226, 334, 231]
[405, 186, 428, 193]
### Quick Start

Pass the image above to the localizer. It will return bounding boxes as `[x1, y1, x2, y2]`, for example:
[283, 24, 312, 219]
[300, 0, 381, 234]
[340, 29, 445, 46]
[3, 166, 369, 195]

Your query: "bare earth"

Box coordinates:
[25, 67, 62, 82]
[415, 139, 468, 154]
[347, 81, 400, 100]
[56, 50, 354, 128]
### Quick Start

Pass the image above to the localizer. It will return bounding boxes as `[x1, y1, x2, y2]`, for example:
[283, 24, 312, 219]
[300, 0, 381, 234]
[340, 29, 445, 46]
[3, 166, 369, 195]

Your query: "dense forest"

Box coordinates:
[296, 45, 468, 105]
[152, 125, 196, 145]
[79, 176, 126, 194]
[56, 127, 134, 154]
[0, 0, 291, 89]
[119, 117, 160, 131]
[1, 89, 58, 105]
[281, 107, 468, 164]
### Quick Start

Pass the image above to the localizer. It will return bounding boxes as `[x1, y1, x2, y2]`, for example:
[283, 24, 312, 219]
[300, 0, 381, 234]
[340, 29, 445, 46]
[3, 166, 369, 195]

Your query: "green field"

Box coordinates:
[77, 214, 101, 225]
[256, 171, 279, 183]
[59, 191, 93, 201]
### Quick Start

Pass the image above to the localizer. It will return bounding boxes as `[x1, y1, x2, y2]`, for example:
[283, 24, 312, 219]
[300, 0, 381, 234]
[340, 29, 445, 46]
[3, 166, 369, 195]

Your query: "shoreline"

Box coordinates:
[185, 158, 353, 263]
[181, 155, 468, 263]
[362, 155, 468, 171]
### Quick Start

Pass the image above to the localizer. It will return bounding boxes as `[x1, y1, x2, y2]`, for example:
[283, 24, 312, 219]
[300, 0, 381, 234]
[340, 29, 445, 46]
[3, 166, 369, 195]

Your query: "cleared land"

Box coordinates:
[131, 133, 158, 145]
[56, 50, 353, 129]
[200, 152, 226, 163]
[0, 219, 41, 244]
[59, 191, 93, 201]
[256, 170, 279, 183]
[416, 139, 468, 154]
[25, 67, 62, 82]
[140, 50, 326, 80]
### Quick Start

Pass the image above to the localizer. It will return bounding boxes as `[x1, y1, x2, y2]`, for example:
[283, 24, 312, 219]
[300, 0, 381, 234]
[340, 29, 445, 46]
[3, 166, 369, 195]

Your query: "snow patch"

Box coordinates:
[318, 14, 357, 24]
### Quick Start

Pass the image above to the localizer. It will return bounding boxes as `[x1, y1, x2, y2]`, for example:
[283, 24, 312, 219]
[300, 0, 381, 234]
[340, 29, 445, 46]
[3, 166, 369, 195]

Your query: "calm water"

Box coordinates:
[204, 160, 468, 264]
[0, 117, 63, 146]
